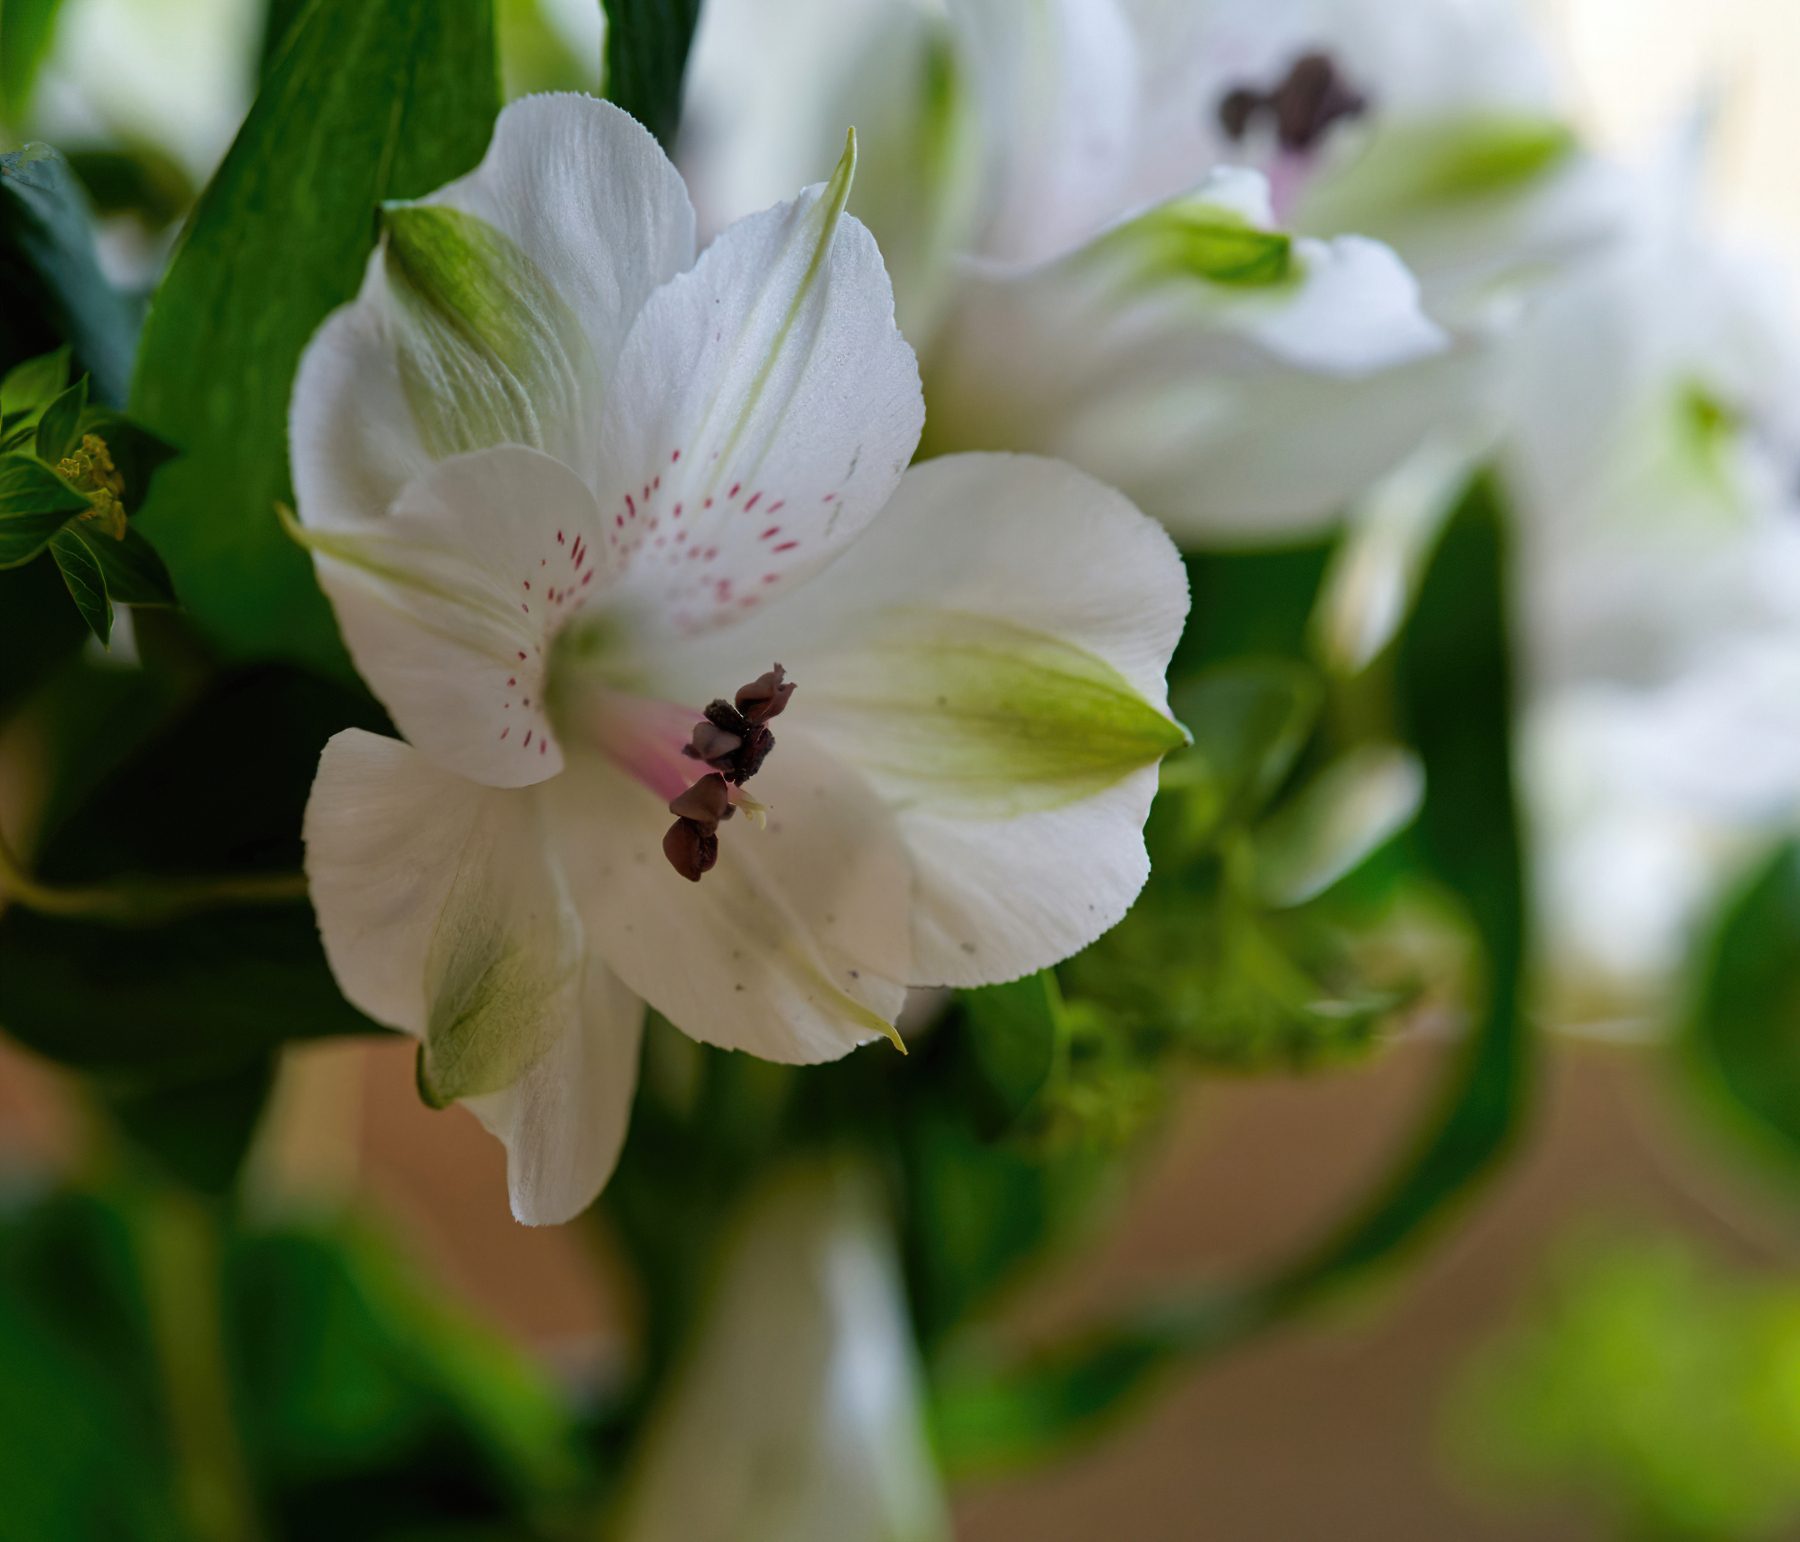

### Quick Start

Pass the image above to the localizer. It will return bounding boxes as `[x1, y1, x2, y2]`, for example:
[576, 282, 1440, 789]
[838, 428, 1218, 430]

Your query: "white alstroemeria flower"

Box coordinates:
[683, 0, 1614, 543]
[290, 96, 1190, 1224]
[1504, 141, 1800, 1016]
[616, 1162, 950, 1542]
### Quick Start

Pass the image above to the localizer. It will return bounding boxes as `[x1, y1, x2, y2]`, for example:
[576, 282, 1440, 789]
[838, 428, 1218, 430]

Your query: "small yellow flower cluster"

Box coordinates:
[57, 434, 127, 540]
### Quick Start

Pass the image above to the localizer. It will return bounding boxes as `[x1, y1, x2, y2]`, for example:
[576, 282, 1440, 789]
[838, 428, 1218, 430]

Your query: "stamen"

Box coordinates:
[1216, 50, 1368, 156]
[662, 664, 796, 882]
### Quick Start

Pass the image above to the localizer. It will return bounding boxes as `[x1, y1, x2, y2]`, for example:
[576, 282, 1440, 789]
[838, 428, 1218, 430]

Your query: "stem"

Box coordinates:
[135, 1190, 266, 1542]
[0, 823, 307, 925]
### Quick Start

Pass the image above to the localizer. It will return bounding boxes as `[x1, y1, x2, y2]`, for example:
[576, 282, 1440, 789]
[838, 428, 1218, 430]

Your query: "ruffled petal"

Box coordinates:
[290, 93, 695, 525]
[297, 446, 612, 788]
[303, 728, 583, 1100]
[464, 959, 645, 1225]
[590, 133, 924, 641]
[660, 452, 1188, 986]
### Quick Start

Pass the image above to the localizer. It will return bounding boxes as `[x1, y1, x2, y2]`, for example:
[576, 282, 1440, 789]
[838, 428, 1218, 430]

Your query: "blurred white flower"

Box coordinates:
[1506, 131, 1800, 1014]
[616, 1162, 950, 1542]
[291, 96, 1190, 1222]
[684, 0, 1615, 543]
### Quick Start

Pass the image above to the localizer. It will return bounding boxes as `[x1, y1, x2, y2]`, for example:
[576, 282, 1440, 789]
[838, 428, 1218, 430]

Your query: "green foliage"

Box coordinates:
[0, 670, 386, 1090]
[0, 144, 138, 404]
[1452, 1232, 1800, 1542]
[131, 0, 499, 673]
[928, 473, 1531, 1476]
[0, 1184, 593, 1542]
[604, 0, 702, 146]
[1683, 841, 1800, 1179]
[0, 0, 68, 122]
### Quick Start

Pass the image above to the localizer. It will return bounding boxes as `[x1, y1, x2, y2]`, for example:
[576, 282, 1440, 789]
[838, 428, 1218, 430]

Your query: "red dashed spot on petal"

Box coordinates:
[822, 492, 837, 502]
[521, 602, 531, 614]
[653, 476, 661, 491]
[773, 540, 799, 553]
[518, 651, 528, 661]
[616, 514, 625, 528]
[671, 449, 682, 464]
[582, 570, 594, 585]
[557, 530, 565, 544]
[715, 579, 733, 601]
[524, 731, 534, 748]
[762, 572, 779, 585]
[540, 739, 547, 756]
[728, 483, 741, 498]
[673, 503, 683, 518]
[743, 491, 762, 511]
[704, 497, 714, 509]
[626, 495, 637, 519]
[676, 530, 688, 543]
[508, 676, 516, 686]
[766, 500, 785, 514]
[760, 526, 781, 540]
[501, 726, 509, 739]
[704, 546, 719, 560]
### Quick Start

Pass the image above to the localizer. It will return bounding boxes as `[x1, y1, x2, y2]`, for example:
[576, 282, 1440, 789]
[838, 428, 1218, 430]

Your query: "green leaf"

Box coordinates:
[66, 520, 176, 608]
[34, 372, 86, 463]
[47, 523, 112, 642]
[0, 343, 69, 417]
[0, 0, 69, 121]
[130, 0, 499, 673]
[1168, 660, 1321, 841]
[1253, 743, 1424, 908]
[0, 450, 86, 564]
[962, 973, 1065, 1137]
[930, 474, 1531, 1475]
[0, 669, 388, 1084]
[103, 1058, 278, 1197]
[0, 145, 138, 405]
[604, 0, 702, 147]
[1683, 841, 1800, 1179]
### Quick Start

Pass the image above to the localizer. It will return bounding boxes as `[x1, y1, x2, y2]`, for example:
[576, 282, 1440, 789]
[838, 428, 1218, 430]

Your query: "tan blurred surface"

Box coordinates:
[2, 1026, 1791, 1539]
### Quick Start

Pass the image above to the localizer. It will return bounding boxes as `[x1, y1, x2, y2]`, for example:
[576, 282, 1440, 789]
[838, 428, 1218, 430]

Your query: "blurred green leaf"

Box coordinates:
[931, 473, 1531, 1475]
[962, 974, 1066, 1138]
[1683, 841, 1800, 1180]
[0, 450, 85, 563]
[0, 144, 138, 404]
[0, 342, 69, 417]
[1171, 660, 1321, 841]
[0, 0, 68, 121]
[132, 0, 499, 672]
[1253, 743, 1424, 908]
[68, 519, 177, 608]
[0, 669, 387, 1083]
[104, 1057, 278, 1197]
[1451, 1231, 1800, 1542]
[604, 0, 701, 146]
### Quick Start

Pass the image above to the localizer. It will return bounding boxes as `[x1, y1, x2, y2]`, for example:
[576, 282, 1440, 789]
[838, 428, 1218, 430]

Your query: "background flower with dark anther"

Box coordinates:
[290, 95, 1189, 1224]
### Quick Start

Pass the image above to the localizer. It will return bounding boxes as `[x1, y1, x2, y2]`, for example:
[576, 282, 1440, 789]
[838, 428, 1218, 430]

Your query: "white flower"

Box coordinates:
[290, 96, 1190, 1223]
[682, 0, 1614, 543]
[615, 1162, 950, 1542]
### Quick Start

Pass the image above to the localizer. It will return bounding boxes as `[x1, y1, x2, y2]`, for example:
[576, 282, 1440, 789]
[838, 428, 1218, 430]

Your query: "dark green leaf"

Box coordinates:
[1683, 841, 1800, 1178]
[33, 372, 86, 463]
[103, 1057, 277, 1196]
[0, 669, 388, 1083]
[605, 0, 702, 147]
[0, 450, 85, 564]
[0, 0, 69, 120]
[931, 474, 1532, 1474]
[131, 0, 499, 672]
[0, 342, 69, 417]
[0, 557, 86, 718]
[962, 973, 1065, 1137]
[47, 523, 111, 642]
[0, 145, 138, 404]
[67, 520, 176, 607]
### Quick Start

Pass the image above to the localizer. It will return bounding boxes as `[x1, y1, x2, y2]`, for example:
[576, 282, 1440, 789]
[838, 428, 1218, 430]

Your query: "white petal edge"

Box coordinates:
[464, 960, 645, 1226]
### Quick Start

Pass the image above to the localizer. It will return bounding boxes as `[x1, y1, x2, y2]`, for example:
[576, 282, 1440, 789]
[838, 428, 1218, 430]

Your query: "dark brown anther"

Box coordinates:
[700, 699, 774, 784]
[1216, 50, 1367, 155]
[683, 720, 743, 767]
[734, 663, 796, 723]
[662, 817, 719, 882]
[669, 773, 735, 826]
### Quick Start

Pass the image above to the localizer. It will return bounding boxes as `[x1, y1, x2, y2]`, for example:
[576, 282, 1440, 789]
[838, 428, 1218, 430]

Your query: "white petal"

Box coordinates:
[300, 446, 612, 788]
[1248, 234, 1444, 376]
[591, 136, 924, 641]
[615, 1162, 950, 1542]
[465, 960, 645, 1226]
[665, 453, 1188, 986]
[549, 734, 912, 1063]
[303, 728, 582, 1083]
[290, 94, 696, 526]
[953, 0, 1139, 264]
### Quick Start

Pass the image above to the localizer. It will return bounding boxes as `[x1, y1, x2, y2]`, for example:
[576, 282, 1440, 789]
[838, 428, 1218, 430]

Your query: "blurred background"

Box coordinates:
[4, 0, 1800, 1538]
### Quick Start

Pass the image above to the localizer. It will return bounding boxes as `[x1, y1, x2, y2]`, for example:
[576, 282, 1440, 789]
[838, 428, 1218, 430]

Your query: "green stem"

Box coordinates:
[135, 1190, 265, 1542]
[0, 822, 307, 924]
